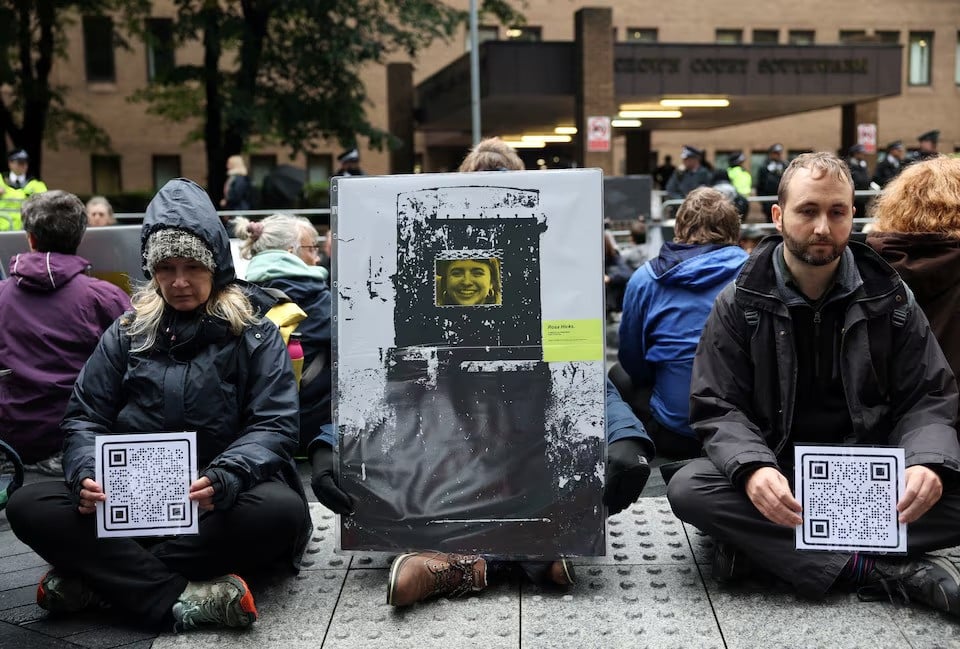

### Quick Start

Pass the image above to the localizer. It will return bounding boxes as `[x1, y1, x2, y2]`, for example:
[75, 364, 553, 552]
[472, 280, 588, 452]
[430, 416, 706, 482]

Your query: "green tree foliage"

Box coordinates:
[0, 0, 119, 178]
[127, 0, 523, 201]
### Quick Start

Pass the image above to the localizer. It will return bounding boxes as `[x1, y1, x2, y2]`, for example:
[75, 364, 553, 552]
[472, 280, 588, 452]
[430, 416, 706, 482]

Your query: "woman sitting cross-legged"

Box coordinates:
[6, 178, 311, 633]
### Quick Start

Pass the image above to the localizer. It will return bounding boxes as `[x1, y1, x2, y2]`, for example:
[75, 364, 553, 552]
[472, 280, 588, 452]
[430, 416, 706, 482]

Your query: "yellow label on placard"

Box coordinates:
[542, 319, 604, 362]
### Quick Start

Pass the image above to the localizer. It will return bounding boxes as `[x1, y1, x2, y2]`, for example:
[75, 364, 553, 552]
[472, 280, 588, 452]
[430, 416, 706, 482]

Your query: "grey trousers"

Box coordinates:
[667, 458, 960, 597]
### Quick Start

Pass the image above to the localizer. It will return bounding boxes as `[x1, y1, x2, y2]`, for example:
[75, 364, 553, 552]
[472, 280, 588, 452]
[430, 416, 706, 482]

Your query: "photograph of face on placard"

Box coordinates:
[435, 256, 502, 307]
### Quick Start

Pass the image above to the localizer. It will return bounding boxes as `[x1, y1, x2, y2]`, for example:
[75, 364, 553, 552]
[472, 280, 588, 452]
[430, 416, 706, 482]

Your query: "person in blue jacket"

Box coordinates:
[618, 186, 748, 459]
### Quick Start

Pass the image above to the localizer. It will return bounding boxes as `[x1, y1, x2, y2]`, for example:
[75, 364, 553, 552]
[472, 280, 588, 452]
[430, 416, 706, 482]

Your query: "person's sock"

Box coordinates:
[837, 552, 876, 587]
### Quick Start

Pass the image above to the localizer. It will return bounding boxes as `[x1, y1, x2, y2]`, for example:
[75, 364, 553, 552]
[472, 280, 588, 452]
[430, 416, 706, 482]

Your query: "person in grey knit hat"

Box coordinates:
[7, 178, 310, 635]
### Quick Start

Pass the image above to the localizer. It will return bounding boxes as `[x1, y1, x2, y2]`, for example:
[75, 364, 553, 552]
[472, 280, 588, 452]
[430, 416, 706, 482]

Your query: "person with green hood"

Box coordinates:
[236, 214, 332, 456]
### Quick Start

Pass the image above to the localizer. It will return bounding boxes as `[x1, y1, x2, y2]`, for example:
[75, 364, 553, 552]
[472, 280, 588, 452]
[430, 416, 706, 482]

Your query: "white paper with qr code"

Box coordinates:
[95, 432, 199, 538]
[794, 445, 906, 553]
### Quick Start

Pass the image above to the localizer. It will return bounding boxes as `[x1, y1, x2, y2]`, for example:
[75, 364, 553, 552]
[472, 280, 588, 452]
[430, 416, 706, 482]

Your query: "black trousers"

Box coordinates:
[7, 480, 308, 628]
[667, 458, 960, 598]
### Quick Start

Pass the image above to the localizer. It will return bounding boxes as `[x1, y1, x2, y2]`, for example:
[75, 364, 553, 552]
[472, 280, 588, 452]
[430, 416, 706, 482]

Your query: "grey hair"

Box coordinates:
[22, 190, 87, 254]
[86, 195, 114, 217]
[233, 214, 314, 259]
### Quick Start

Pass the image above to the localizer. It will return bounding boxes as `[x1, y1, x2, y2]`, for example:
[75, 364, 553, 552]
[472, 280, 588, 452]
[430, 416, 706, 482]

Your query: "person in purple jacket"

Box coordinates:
[0, 190, 130, 475]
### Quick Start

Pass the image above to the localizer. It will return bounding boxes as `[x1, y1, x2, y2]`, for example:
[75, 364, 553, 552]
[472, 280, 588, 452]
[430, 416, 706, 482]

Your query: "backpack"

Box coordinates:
[261, 287, 308, 387]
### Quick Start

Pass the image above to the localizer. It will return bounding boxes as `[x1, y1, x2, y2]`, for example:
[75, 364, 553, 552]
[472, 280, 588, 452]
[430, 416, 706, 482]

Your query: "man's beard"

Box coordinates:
[783, 230, 847, 266]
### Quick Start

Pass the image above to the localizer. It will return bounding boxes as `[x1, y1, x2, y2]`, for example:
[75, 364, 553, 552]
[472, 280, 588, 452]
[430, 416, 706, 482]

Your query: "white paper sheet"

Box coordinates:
[794, 445, 906, 553]
[95, 432, 199, 538]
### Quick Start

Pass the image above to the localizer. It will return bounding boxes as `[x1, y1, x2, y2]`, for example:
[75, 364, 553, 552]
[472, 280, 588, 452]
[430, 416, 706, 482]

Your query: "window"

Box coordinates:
[839, 30, 867, 44]
[307, 154, 332, 185]
[749, 151, 768, 185]
[82, 16, 116, 82]
[908, 31, 933, 85]
[249, 154, 277, 189]
[715, 29, 743, 45]
[753, 30, 779, 44]
[875, 30, 900, 44]
[464, 25, 499, 52]
[91, 155, 122, 194]
[956, 32, 960, 85]
[626, 28, 657, 43]
[145, 18, 175, 82]
[788, 30, 815, 46]
[505, 26, 541, 42]
[152, 155, 181, 191]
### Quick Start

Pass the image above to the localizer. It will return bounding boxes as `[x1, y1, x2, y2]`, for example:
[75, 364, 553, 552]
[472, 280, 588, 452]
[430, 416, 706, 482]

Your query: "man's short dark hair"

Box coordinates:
[22, 191, 87, 254]
[630, 221, 647, 244]
[777, 152, 854, 207]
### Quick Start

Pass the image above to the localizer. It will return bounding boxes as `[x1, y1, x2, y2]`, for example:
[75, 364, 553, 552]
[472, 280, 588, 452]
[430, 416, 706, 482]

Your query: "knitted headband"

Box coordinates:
[144, 229, 216, 275]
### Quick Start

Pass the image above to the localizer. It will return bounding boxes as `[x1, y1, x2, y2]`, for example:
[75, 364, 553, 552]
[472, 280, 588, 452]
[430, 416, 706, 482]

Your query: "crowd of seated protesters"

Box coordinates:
[3, 148, 960, 631]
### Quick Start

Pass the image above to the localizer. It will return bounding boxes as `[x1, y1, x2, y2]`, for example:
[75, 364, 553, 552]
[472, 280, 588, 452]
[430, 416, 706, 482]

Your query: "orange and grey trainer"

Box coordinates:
[171, 573, 258, 633]
[37, 569, 105, 613]
[387, 551, 487, 606]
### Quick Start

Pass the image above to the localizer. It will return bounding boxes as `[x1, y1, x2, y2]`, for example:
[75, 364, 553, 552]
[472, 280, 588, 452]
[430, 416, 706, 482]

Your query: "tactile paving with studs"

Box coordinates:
[708, 588, 915, 649]
[573, 497, 695, 566]
[521, 564, 724, 649]
[324, 570, 519, 648]
[152, 569, 347, 649]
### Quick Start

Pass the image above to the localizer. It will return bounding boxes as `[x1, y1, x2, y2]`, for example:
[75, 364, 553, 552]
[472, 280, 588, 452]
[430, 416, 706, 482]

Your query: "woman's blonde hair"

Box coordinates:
[233, 214, 313, 259]
[872, 156, 960, 238]
[458, 138, 524, 172]
[125, 280, 259, 352]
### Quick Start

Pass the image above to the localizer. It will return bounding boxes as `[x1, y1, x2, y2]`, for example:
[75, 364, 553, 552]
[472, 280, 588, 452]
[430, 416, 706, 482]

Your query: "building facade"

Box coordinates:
[33, 1, 960, 195]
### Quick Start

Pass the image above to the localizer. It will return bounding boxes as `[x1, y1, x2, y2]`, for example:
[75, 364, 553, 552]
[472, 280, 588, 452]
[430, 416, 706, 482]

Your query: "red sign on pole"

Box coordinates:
[857, 123, 877, 154]
[587, 116, 611, 153]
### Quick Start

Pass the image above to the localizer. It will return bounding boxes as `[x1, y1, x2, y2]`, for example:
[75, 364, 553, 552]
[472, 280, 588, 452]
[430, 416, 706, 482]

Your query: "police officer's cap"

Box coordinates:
[768, 143, 784, 154]
[680, 145, 702, 160]
[885, 140, 904, 151]
[7, 149, 28, 163]
[727, 151, 746, 167]
[848, 144, 866, 156]
[337, 148, 360, 163]
[918, 130, 940, 144]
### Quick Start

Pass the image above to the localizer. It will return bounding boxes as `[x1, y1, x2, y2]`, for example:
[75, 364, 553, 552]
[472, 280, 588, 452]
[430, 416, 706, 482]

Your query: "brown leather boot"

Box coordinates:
[548, 559, 576, 586]
[387, 552, 487, 606]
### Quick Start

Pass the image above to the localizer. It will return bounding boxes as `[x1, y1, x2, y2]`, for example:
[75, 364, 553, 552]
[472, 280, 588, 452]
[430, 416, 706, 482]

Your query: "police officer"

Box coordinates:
[756, 143, 785, 223]
[0, 150, 48, 231]
[910, 130, 940, 163]
[846, 144, 871, 217]
[334, 148, 365, 177]
[872, 141, 905, 188]
[726, 151, 752, 199]
[664, 145, 711, 202]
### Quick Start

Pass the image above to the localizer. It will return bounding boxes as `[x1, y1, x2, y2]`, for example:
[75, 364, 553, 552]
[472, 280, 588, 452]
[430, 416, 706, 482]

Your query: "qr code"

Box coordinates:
[797, 449, 903, 551]
[100, 438, 193, 533]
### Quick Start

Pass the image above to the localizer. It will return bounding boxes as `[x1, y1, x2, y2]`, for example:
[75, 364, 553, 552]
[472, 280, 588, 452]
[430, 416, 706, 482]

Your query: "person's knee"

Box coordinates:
[666, 465, 697, 521]
[6, 483, 51, 538]
[235, 484, 306, 537]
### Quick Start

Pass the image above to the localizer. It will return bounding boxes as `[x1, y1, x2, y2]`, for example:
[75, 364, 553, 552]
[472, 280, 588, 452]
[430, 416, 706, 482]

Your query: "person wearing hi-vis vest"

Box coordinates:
[0, 150, 48, 231]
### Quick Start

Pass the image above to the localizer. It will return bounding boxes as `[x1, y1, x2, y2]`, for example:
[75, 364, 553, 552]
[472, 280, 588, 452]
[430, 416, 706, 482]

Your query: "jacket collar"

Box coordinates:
[736, 235, 905, 316]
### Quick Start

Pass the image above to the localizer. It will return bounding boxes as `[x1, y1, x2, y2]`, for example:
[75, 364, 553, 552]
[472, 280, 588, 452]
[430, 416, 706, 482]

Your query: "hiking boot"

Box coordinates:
[24, 452, 63, 477]
[711, 540, 754, 583]
[171, 574, 258, 633]
[37, 569, 106, 614]
[859, 555, 960, 617]
[387, 552, 487, 606]
[548, 559, 576, 586]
